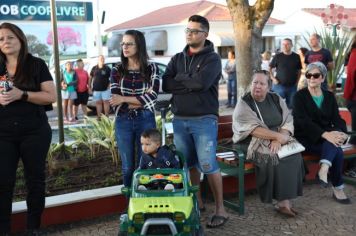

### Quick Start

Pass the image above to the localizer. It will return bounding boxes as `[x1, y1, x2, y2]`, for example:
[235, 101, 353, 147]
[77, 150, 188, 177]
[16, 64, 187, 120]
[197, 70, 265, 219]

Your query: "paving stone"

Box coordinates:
[32, 183, 356, 236]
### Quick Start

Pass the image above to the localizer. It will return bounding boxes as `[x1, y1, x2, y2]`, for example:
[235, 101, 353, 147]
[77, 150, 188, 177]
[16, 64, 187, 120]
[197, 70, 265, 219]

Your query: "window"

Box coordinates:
[154, 50, 164, 56]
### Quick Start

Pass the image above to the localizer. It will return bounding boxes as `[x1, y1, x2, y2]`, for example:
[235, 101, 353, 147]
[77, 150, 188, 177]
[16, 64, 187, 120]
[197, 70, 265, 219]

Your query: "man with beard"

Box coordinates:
[304, 33, 334, 90]
[162, 15, 228, 228]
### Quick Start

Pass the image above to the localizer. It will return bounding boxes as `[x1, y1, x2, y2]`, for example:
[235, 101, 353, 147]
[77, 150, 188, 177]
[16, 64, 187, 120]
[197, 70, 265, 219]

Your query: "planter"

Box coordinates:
[11, 175, 258, 233]
[11, 185, 127, 233]
[14, 149, 122, 202]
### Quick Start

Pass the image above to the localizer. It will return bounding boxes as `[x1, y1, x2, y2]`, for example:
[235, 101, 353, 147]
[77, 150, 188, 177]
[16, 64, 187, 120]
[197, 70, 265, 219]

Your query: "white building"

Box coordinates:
[0, 0, 103, 60]
[106, 1, 356, 58]
[105, 0, 284, 58]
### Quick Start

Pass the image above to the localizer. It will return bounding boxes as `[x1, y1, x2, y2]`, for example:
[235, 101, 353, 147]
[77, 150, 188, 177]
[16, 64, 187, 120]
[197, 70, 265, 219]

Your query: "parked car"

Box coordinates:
[84, 57, 169, 114]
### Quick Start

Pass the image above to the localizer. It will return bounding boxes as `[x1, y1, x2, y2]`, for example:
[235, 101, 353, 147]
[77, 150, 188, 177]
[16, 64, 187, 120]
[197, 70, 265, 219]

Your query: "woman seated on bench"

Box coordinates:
[232, 70, 304, 217]
[293, 62, 351, 204]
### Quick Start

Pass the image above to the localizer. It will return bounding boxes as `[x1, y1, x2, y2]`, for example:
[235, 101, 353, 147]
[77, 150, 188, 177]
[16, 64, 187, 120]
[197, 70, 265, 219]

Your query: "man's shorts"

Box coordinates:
[93, 89, 111, 101]
[173, 116, 219, 174]
[74, 91, 89, 106]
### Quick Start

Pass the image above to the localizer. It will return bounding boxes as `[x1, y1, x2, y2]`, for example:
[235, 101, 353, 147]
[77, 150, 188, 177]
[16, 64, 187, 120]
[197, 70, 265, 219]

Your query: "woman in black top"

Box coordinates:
[293, 62, 350, 204]
[0, 23, 56, 234]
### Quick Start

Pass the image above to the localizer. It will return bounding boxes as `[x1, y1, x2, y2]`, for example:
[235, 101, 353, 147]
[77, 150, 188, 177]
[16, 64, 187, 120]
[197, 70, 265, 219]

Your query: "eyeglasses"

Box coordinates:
[184, 28, 207, 35]
[120, 42, 136, 47]
[305, 73, 321, 79]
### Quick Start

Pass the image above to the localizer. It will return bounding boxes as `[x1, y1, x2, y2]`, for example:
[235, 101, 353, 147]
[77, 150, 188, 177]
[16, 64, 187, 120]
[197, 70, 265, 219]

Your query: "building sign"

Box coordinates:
[0, 0, 93, 21]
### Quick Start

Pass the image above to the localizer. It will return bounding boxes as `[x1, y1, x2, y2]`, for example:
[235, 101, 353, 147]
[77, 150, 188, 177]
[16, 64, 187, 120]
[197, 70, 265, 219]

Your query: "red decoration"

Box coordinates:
[321, 3, 348, 27]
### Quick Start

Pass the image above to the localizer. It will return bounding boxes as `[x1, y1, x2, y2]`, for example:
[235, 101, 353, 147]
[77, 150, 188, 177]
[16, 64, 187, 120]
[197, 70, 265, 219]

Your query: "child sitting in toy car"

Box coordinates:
[139, 128, 179, 170]
[138, 129, 180, 190]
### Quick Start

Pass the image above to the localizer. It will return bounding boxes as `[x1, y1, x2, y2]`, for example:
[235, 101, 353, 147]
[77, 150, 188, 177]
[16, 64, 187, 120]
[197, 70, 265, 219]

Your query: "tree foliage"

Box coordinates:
[26, 34, 50, 56]
[47, 27, 82, 52]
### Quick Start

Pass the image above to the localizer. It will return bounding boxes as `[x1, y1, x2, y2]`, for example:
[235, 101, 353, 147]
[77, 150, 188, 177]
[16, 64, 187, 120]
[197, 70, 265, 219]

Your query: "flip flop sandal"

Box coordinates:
[206, 215, 229, 228]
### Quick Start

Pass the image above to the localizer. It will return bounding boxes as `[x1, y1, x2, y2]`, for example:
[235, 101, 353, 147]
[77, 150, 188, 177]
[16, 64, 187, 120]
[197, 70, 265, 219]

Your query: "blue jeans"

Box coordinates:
[272, 84, 297, 109]
[173, 117, 219, 174]
[227, 78, 237, 106]
[115, 109, 156, 187]
[303, 140, 344, 189]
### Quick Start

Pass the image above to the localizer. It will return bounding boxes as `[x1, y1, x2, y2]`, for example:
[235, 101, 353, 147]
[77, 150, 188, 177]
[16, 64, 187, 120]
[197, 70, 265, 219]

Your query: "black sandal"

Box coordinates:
[206, 215, 229, 228]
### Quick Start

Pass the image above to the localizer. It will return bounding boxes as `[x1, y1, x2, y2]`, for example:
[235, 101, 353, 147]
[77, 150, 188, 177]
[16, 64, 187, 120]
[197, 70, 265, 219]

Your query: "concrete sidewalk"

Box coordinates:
[38, 183, 356, 236]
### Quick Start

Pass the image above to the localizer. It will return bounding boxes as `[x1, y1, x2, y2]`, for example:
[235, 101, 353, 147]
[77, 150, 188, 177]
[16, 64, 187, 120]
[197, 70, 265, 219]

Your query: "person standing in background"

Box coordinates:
[224, 50, 237, 108]
[73, 59, 89, 120]
[269, 38, 302, 109]
[90, 55, 111, 119]
[261, 50, 272, 71]
[61, 61, 77, 123]
[297, 47, 309, 90]
[0, 22, 56, 235]
[304, 33, 334, 90]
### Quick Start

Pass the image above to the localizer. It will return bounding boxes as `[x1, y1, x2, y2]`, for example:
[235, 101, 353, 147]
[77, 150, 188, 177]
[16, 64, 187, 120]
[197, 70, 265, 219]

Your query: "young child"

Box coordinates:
[139, 128, 179, 169]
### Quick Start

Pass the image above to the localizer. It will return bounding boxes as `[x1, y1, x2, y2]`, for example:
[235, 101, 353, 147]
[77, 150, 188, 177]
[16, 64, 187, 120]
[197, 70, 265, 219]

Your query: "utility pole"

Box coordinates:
[96, 0, 103, 56]
[50, 0, 68, 159]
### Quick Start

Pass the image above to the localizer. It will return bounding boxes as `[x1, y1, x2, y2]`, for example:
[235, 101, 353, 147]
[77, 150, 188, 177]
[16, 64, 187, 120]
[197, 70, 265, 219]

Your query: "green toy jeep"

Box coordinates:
[118, 153, 203, 236]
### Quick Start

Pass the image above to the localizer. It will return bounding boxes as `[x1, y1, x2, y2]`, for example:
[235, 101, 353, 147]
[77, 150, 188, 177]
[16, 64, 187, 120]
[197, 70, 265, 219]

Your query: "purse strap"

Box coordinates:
[253, 99, 265, 124]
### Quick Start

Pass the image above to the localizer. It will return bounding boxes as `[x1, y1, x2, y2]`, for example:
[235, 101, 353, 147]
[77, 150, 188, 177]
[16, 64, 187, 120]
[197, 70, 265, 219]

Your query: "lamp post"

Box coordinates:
[50, 0, 70, 159]
[320, 3, 348, 37]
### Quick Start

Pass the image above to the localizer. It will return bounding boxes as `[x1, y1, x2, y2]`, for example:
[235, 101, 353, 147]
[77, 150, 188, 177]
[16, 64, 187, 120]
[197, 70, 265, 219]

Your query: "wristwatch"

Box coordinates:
[21, 90, 28, 101]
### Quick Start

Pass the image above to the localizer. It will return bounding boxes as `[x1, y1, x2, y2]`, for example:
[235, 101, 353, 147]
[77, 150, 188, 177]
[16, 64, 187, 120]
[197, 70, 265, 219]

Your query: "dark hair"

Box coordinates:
[188, 15, 210, 32]
[283, 38, 293, 45]
[120, 30, 149, 82]
[0, 22, 30, 87]
[253, 70, 272, 88]
[311, 33, 321, 40]
[76, 58, 83, 63]
[228, 50, 235, 58]
[141, 128, 161, 144]
[299, 47, 309, 56]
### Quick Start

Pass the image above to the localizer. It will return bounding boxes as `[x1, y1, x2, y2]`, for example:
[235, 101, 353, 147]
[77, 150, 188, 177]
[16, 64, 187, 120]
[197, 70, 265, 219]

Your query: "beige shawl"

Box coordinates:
[232, 92, 294, 165]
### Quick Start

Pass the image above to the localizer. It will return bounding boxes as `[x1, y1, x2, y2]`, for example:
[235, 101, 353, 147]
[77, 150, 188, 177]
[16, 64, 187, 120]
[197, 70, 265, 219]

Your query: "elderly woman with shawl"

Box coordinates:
[233, 70, 304, 217]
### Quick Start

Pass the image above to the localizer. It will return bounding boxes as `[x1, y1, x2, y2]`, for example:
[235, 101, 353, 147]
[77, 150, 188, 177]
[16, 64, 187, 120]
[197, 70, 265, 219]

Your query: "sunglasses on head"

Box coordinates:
[305, 73, 322, 79]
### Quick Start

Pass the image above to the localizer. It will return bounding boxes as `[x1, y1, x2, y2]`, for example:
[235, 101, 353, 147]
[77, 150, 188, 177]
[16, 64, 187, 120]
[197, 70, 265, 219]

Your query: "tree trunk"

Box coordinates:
[227, 0, 274, 96]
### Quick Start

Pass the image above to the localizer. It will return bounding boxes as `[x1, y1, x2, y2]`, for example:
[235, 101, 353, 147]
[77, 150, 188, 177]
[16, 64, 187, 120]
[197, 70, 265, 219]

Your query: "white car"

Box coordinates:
[84, 57, 169, 114]
[49, 56, 170, 114]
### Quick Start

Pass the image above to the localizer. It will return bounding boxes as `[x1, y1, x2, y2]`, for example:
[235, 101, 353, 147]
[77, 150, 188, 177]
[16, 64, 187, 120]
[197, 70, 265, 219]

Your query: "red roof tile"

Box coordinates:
[106, 0, 284, 32]
[303, 8, 356, 29]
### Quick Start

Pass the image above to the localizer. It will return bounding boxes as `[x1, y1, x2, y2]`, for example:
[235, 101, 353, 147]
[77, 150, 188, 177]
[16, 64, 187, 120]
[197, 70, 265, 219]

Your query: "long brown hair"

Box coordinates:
[120, 30, 149, 82]
[0, 22, 32, 88]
